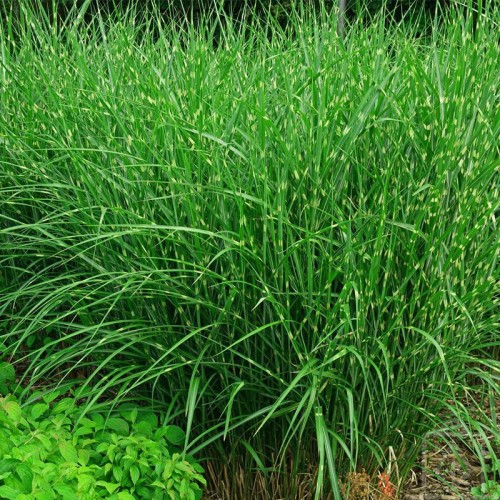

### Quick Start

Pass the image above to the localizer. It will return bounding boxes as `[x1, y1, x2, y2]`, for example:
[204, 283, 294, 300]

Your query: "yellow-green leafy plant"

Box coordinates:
[0, 370, 206, 499]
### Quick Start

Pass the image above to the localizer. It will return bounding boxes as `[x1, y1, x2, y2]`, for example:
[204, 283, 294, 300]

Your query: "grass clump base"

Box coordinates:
[0, 1, 499, 497]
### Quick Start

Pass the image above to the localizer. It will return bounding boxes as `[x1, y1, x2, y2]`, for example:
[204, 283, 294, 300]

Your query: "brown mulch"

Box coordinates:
[402, 394, 499, 500]
[402, 436, 485, 499]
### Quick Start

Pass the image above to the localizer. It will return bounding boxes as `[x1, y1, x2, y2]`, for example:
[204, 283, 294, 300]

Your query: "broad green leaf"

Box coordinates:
[192, 474, 206, 486]
[14, 463, 33, 492]
[0, 472, 12, 482]
[95, 481, 120, 494]
[1, 401, 22, 425]
[81, 438, 97, 448]
[163, 425, 185, 446]
[96, 442, 109, 454]
[106, 418, 129, 435]
[33, 491, 56, 500]
[0, 485, 20, 499]
[33, 490, 56, 500]
[78, 418, 96, 428]
[151, 480, 166, 489]
[129, 407, 138, 424]
[40, 463, 57, 482]
[129, 464, 140, 485]
[72, 386, 92, 399]
[76, 473, 94, 490]
[154, 427, 170, 441]
[59, 441, 78, 463]
[175, 461, 194, 473]
[117, 492, 136, 500]
[0, 458, 21, 475]
[122, 458, 135, 472]
[34, 434, 53, 450]
[41, 390, 64, 405]
[106, 444, 116, 462]
[136, 485, 153, 497]
[163, 460, 174, 481]
[180, 477, 189, 497]
[31, 403, 49, 420]
[73, 426, 94, 438]
[91, 413, 105, 427]
[133, 420, 153, 438]
[0, 363, 15, 384]
[54, 484, 77, 498]
[78, 449, 91, 466]
[125, 445, 138, 460]
[52, 399, 74, 414]
[136, 412, 157, 428]
[112, 466, 123, 483]
[191, 463, 204, 474]
[116, 404, 138, 424]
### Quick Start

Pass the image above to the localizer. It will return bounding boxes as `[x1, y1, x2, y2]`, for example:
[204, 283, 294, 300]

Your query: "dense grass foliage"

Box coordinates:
[1, 2, 499, 497]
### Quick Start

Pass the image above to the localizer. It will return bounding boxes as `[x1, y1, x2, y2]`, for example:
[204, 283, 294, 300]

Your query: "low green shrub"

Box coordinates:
[0, 361, 17, 398]
[471, 481, 500, 500]
[471, 455, 500, 500]
[0, 369, 206, 500]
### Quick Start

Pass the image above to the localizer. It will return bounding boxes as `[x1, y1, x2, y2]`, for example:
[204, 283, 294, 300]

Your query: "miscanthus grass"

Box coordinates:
[1, 1, 499, 497]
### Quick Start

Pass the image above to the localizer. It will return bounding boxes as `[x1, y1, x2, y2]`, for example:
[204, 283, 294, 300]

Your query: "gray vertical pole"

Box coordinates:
[338, 0, 347, 37]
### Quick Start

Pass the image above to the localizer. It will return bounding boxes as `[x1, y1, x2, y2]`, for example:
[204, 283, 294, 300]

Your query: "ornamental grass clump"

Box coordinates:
[0, 1, 499, 497]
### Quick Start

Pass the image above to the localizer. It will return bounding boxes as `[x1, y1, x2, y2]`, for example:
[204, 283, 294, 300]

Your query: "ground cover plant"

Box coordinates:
[0, 0, 499, 497]
[0, 363, 205, 499]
